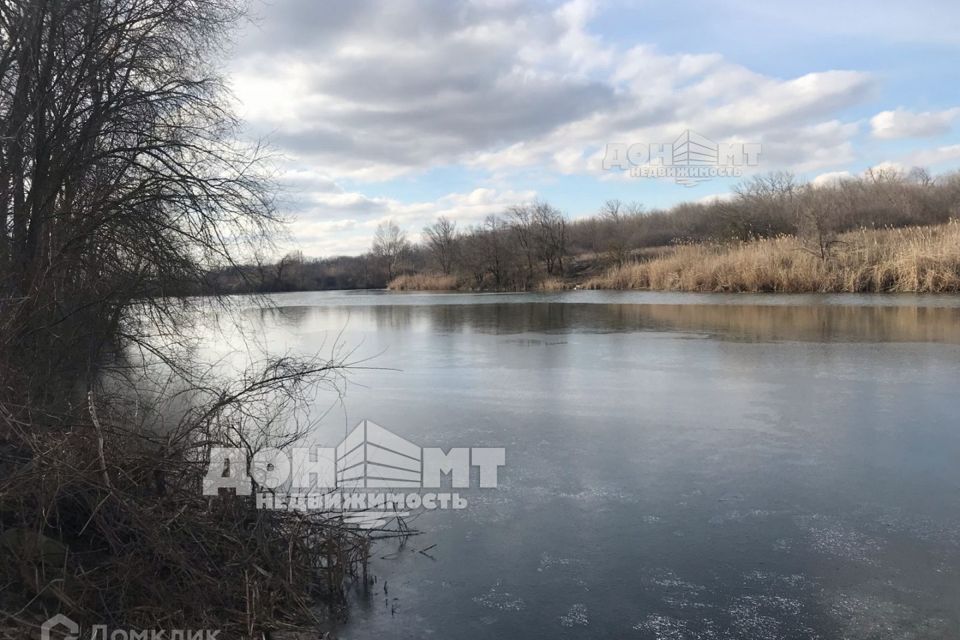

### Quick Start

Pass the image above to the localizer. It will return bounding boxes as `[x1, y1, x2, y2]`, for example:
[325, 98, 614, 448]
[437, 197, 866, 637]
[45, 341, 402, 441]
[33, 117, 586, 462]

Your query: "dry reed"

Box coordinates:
[585, 221, 960, 293]
[387, 273, 458, 291]
[536, 277, 568, 292]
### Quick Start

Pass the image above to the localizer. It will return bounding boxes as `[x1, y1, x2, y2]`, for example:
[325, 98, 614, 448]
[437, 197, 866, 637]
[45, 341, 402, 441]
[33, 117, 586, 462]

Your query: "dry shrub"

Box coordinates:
[536, 277, 568, 292]
[585, 221, 960, 293]
[0, 358, 391, 638]
[387, 273, 458, 291]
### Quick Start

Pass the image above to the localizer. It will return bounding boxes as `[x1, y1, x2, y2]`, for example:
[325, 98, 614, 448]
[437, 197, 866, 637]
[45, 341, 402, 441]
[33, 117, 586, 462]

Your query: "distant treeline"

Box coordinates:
[206, 168, 960, 293]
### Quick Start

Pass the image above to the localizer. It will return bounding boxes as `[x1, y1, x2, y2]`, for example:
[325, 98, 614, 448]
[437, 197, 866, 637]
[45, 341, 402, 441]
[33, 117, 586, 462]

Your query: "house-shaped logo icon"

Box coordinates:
[335, 419, 422, 489]
[41, 614, 79, 640]
[672, 129, 719, 186]
[672, 129, 719, 167]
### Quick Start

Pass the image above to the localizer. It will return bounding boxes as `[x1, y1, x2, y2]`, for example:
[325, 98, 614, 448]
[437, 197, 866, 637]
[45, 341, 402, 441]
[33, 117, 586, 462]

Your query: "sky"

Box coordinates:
[226, 0, 960, 257]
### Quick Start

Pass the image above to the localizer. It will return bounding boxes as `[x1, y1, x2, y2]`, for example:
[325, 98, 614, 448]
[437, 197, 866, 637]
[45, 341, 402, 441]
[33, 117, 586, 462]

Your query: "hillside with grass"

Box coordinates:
[209, 169, 960, 295]
[582, 222, 960, 293]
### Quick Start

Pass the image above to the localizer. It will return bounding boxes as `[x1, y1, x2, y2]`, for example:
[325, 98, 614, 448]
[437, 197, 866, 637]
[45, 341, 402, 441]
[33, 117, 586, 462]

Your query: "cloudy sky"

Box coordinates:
[226, 0, 960, 256]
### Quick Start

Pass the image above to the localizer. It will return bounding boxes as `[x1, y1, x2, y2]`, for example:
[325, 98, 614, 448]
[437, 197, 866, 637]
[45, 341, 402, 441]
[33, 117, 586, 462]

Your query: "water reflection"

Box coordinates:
[207, 292, 960, 639]
[250, 301, 960, 344]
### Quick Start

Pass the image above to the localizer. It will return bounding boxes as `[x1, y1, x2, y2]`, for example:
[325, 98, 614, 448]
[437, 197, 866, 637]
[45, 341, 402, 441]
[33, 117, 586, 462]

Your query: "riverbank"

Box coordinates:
[0, 361, 370, 637]
[387, 222, 960, 294]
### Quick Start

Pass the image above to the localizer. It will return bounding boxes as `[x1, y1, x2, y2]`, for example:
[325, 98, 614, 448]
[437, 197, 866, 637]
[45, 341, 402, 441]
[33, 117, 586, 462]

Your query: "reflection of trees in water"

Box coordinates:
[254, 305, 315, 327]
[636, 304, 960, 343]
[270, 303, 960, 344]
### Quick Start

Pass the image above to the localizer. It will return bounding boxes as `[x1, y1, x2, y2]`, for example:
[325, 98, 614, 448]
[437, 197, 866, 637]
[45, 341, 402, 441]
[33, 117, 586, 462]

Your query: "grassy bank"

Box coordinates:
[387, 273, 570, 292]
[387, 273, 458, 291]
[387, 222, 960, 294]
[584, 222, 960, 293]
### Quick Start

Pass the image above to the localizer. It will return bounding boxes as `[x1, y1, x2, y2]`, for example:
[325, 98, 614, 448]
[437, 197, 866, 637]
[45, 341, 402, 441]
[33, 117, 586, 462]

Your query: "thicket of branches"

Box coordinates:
[0, 1, 370, 636]
[0, 0, 281, 405]
[210, 168, 960, 293]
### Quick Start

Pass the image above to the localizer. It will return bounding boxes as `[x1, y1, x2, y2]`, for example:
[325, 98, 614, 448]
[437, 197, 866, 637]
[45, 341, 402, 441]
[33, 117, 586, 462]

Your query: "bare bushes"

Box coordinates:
[0, 0, 381, 635]
[0, 353, 380, 637]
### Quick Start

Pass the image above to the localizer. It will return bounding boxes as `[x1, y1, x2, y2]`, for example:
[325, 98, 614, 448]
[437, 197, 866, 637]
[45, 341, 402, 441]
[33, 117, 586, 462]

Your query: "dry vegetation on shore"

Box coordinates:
[219, 170, 960, 295]
[387, 273, 458, 291]
[584, 221, 960, 293]
[0, 1, 382, 635]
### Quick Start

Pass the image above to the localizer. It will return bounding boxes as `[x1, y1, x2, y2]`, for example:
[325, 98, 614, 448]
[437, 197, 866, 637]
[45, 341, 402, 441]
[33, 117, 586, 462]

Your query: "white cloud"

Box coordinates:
[231, 0, 874, 182]
[758, 120, 860, 174]
[231, 0, 618, 182]
[902, 143, 960, 167]
[696, 192, 735, 204]
[811, 171, 853, 186]
[467, 59, 871, 177]
[870, 107, 960, 139]
[224, 0, 960, 255]
[279, 179, 536, 257]
[856, 145, 960, 179]
[865, 161, 910, 177]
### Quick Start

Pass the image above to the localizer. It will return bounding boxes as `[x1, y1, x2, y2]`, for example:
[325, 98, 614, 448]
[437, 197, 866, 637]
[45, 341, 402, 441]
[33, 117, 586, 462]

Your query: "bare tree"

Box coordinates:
[795, 185, 845, 260]
[458, 228, 489, 287]
[531, 201, 568, 275]
[507, 205, 536, 284]
[275, 250, 305, 290]
[372, 220, 410, 280]
[505, 200, 568, 278]
[423, 216, 458, 274]
[728, 171, 798, 239]
[479, 214, 510, 287]
[0, 0, 277, 400]
[600, 199, 641, 267]
[0, 2, 378, 635]
[908, 166, 933, 187]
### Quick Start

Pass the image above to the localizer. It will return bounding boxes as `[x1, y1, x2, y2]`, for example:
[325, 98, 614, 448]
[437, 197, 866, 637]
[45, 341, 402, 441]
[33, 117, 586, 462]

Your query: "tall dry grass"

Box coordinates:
[536, 277, 568, 292]
[387, 273, 458, 291]
[584, 221, 960, 293]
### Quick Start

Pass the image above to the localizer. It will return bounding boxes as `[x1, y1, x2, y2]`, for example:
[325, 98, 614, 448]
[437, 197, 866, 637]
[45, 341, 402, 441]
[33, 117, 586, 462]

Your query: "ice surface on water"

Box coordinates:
[471, 579, 525, 611]
[458, 491, 514, 524]
[772, 537, 792, 551]
[826, 590, 952, 640]
[853, 503, 960, 547]
[659, 596, 711, 611]
[631, 567, 823, 639]
[558, 603, 588, 627]
[644, 568, 706, 594]
[808, 523, 882, 564]
[555, 486, 639, 501]
[437, 506, 947, 637]
[633, 614, 719, 639]
[708, 508, 784, 525]
[287, 293, 960, 639]
[630, 514, 948, 638]
[727, 594, 815, 640]
[537, 552, 586, 572]
[794, 514, 884, 565]
[742, 570, 813, 591]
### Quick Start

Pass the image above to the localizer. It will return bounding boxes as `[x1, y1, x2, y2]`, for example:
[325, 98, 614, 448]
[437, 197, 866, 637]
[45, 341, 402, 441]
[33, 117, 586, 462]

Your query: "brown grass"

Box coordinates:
[536, 277, 568, 292]
[387, 273, 458, 291]
[584, 221, 960, 293]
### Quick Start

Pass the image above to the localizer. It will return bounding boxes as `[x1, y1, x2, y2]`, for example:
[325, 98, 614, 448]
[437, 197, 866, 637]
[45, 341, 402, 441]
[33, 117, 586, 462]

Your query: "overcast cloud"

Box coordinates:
[227, 0, 960, 257]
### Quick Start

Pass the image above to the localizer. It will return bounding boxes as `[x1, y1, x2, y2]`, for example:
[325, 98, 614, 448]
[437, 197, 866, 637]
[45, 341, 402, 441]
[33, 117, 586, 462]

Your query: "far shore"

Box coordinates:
[387, 222, 960, 295]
